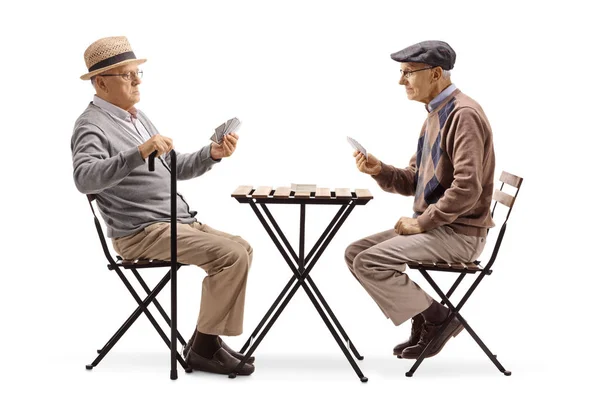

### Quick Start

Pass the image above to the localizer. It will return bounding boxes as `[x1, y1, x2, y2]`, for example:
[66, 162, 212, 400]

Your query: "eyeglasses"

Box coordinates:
[399, 66, 435, 79]
[99, 70, 143, 81]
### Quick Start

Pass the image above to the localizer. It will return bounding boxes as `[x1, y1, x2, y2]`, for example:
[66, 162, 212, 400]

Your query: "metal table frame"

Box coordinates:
[229, 193, 371, 382]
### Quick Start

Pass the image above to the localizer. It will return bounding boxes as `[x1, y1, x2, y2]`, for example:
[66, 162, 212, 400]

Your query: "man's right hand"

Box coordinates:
[354, 150, 382, 175]
[138, 134, 174, 159]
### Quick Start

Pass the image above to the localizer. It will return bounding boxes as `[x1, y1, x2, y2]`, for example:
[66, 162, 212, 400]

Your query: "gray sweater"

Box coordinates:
[71, 103, 219, 238]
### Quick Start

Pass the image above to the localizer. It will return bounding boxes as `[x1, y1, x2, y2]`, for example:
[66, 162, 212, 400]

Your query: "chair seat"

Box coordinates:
[109, 258, 187, 270]
[407, 260, 483, 274]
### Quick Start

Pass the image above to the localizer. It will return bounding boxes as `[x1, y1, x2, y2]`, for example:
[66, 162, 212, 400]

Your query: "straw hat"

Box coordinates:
[80, 36, 146, 80]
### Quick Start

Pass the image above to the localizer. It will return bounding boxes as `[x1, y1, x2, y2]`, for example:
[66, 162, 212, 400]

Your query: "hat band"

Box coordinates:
[88, 51, 137, 72]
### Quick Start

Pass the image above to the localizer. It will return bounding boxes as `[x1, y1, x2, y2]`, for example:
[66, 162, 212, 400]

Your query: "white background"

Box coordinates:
[1, 0, 598, 399]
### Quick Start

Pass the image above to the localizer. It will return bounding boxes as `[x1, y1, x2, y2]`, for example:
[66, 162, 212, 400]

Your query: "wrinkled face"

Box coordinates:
[94, 62, 143, 111]
[398, 62, 437, 104]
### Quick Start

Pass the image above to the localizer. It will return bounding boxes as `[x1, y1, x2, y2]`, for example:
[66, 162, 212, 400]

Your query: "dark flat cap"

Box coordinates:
[390, 40, 456, 70]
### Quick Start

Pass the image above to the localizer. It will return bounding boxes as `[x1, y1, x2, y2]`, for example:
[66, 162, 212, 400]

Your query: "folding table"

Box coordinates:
[228, 186, 373, 382]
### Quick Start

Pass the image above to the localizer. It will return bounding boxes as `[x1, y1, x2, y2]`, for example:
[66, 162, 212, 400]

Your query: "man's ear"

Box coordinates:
[95, 76, 108, 93]
[432, 66, 442, 82]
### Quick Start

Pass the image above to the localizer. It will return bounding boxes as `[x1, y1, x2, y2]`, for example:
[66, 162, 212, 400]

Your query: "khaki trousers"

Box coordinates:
[345, 226, 485, 326]
[113, 222, 252, 336]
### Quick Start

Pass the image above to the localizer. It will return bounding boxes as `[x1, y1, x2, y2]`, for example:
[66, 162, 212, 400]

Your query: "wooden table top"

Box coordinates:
[231, 186, 373, 205]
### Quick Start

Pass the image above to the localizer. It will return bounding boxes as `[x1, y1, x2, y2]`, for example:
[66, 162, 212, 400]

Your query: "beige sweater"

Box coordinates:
[373, 89, 495, 237]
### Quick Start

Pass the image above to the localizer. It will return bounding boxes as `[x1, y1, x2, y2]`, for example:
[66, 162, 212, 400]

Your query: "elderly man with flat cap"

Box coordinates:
[345, 40, 495, 359]
[71, 36, 255, 375]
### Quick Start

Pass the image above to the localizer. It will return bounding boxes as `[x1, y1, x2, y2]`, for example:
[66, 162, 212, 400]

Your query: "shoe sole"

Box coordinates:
[185, 356, 255, 376]
[188, 364, 254, 376]
[184, 346, 255, 364]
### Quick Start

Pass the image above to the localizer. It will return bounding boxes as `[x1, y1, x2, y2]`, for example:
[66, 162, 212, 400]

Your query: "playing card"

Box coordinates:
[211, 118, 241, 144]
[216, 122, 226, 136]
[223, 119, 232, 134]
[225, 118, 241, 134]
[347, 136, 368, 160]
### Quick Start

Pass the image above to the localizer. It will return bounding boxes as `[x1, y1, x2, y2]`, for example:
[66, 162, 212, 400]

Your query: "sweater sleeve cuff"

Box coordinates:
[371, 161, 393, 184]
[124, 147, 145, 169]
[416, 208, 440, 232]
[203, 144, 221, 164]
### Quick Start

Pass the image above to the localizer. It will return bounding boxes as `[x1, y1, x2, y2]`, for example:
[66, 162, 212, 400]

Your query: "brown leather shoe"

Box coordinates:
[185, 347, 255, 375]
[393, 314, 425, 357]
[183, 334, 255, 364]
[401, 316, 464, 359]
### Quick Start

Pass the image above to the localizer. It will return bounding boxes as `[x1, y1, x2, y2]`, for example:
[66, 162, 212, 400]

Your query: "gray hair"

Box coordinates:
[442, 69, 451, 78]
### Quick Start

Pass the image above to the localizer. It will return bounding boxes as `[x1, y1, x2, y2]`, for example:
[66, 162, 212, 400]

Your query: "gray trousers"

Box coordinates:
[345, 226, 485, 326]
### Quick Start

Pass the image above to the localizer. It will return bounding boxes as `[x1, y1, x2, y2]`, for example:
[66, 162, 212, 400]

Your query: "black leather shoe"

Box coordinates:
[401, 316, 464, 359]
[182, 333, 194, 359]
[393, 314, 425, 358]
[185, 347, 255, 375]
[183, 334, 255, 364]
[218, 337, 255, 364]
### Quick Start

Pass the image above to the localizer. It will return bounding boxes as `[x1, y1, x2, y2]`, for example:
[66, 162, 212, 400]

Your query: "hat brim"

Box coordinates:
[80, 58, 147, 80]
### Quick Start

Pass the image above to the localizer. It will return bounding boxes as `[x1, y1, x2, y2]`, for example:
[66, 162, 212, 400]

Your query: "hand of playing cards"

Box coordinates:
[211, 117, 242, 144]
[347, 136, 368, 161]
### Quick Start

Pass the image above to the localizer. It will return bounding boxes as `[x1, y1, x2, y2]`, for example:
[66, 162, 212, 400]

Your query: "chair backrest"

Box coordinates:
[483, 171, 523, 271]
[86, 194, 118, 268]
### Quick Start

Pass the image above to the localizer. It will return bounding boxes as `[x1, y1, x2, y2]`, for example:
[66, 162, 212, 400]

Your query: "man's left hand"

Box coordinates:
[211, 132, 238, 160]
[394, 217, 425, 235]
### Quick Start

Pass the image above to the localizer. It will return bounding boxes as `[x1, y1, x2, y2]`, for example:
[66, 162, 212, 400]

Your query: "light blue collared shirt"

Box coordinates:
[92, 95, 152, 145]
[426, 83, 457, 112]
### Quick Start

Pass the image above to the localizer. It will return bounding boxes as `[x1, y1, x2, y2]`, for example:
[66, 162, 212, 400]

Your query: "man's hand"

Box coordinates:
[394, 217, 425, 235]
[211, 132, 238, 160]
[354, 150, 382, 175]
[138, 134, 173, 159]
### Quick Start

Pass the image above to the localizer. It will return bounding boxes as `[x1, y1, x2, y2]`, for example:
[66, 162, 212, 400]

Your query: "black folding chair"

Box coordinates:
[404, 171, 523, 377]
[84, 151, 191, 378]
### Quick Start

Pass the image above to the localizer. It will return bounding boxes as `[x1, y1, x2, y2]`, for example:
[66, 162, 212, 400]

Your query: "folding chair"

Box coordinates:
[404, 171, 523, 377]
[84, 151, 191, 378]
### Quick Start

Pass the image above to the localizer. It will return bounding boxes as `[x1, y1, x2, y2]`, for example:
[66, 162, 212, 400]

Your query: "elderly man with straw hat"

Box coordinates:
[71, 36, 255, 376]
[345, 41, 495, 360]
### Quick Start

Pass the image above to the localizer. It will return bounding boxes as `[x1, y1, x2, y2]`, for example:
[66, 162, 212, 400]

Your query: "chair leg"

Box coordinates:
[404, 269, 511, 377]
[115, 268, 190, 371]
[440, 273, 466, 306]
[87, 268, 190, 372]
[131, 268, 186, 347]
[87, 268, 171, 369]
[456, 314, 511, 376]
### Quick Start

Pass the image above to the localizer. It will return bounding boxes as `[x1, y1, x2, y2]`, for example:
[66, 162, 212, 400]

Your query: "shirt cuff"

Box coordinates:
[125, 147, 146, 169]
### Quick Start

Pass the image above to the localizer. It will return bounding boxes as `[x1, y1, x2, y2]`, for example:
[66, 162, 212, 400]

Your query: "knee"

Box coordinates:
[246, 244, 253, 260]
[344, 243, 361, 272]
[353, 250, 375, 278]
[237, 237, 253, 262]
[226, 245, 250, 270]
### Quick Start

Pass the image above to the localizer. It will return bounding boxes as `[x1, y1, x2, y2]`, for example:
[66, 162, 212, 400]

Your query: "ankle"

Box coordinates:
[191, 331, 220, 358]
[421, 302, 449, 324]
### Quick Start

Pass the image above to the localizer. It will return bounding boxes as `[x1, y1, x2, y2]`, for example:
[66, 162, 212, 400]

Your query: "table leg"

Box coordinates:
[230, 200, 368, 382]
